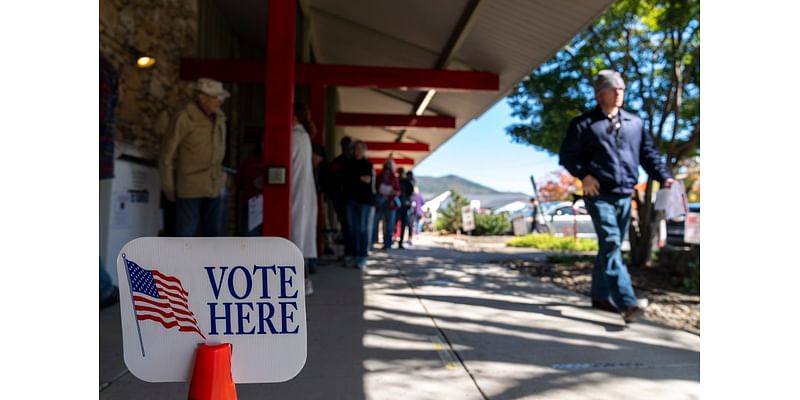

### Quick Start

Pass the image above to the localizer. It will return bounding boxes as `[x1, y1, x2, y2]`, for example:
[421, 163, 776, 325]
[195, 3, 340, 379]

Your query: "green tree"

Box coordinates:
[506, 0, 699, 267]
[435, 190, 470, 233]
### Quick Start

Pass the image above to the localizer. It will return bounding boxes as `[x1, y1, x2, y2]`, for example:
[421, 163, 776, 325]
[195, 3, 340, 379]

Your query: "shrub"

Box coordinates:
[507, 233, 598, 252]
[473, 212, 512, 236]
[683, 260, 700, 293]
[435, 190, 470, 233]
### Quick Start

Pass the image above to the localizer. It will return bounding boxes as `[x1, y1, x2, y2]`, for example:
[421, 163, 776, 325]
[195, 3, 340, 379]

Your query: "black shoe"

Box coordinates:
[398, 244, 406, 249]
[622, 305, 645, 324]
[591, 299, 619, 313]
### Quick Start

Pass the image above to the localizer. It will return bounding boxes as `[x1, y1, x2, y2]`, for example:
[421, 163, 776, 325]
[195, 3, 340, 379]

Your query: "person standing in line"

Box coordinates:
[529, 197, 541, 233]
[290, 102, 318, 295]
[396, 168, 415, 249]
[372, 159, 400, 250]
[559, 69, 674, 323]
[312, 142, 331, 260]
[327, 136, 354, 260]
[160, 78, 230, 237]
[410, 185, 425, 244]
[344, 141, 375, 269]
[100, 54, 120, 308]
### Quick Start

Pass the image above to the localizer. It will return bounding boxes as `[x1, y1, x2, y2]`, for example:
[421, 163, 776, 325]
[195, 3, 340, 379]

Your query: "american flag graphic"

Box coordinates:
[124, 257, 206, 340]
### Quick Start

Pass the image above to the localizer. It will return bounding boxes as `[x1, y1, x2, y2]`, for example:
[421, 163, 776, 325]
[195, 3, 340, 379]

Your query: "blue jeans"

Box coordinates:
[397, 205, 411, 245]
[346, 200, 372, 261]
[176, 196, 224, 237]
[333, 198, 354, 256]
[584, 193, 638, 309]
[372, 197, 396, 249]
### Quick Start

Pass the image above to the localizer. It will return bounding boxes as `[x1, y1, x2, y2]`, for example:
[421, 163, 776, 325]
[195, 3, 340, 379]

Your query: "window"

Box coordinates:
[555, 207, 574, 216]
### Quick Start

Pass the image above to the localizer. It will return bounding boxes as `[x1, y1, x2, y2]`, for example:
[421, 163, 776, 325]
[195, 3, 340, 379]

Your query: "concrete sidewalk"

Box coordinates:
[99, 235, 699, 399]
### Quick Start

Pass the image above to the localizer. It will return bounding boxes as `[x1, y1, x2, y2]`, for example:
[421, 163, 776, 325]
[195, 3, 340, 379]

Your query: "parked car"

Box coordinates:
[662, 203, 700, 248]
[659, 203, 700, 272]
[510, 199, 631, 250]
[508, 201, 566, 235]
[543, 200, 596, 239]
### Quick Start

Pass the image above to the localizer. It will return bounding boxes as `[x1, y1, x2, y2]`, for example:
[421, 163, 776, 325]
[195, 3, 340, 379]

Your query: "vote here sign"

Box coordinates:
[116, 237, 307, 383]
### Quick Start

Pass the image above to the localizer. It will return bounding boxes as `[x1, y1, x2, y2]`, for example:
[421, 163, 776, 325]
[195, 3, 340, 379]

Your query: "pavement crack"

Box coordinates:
[393, 263, 491, 400]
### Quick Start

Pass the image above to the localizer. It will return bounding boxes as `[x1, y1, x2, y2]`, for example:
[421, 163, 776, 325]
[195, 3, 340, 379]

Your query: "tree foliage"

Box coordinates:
[538, 170, 583, 202]
[507, 0, 699, 165]
[507, 0, 700, 266]
[435, 190, 470, 233]
[435, 191, 511, 235]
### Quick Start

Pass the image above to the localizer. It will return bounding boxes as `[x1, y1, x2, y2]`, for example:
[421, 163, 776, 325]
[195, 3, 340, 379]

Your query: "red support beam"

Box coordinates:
[180, 59, 264, 82]
[369, 157, 415, 166]
[336, 113, 455, 129]
[364, 142, 430, 152]
[296, 64, 498, 91]
[180, 59, 499, 92]
[261, 0, 295, 238]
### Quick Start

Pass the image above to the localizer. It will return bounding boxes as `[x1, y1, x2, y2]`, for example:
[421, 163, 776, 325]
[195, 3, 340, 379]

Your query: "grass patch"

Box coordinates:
[507, 234, 599, 252]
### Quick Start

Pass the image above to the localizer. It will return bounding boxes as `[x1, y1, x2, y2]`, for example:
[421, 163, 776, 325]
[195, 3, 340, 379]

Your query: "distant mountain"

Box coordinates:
[415, 174, 524, 196]
[415, 174, 499, 196]
[414, 175, 532, 210]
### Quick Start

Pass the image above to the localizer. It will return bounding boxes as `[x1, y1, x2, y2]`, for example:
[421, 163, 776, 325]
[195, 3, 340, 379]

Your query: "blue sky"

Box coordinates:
[414, 100, 562, 195]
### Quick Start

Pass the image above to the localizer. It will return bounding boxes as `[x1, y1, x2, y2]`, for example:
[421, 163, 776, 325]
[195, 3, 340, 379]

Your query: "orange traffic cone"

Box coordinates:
[188, 343, 237, 400]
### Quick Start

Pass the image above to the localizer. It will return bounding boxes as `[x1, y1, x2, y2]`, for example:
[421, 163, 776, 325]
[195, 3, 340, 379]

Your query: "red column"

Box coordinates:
[262, 0, 296, 238]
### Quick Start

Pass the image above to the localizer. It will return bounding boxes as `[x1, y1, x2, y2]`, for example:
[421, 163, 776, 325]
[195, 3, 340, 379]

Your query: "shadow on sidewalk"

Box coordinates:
[100, 240, 698, 399]
[366, 243, 699, 399]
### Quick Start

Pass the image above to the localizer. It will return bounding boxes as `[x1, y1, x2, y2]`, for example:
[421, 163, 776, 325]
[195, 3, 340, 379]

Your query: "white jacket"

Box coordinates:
[290, 124, 318, 259]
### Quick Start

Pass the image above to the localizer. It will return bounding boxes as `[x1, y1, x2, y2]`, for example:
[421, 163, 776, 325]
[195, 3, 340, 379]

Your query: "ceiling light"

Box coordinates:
[136, 56, 156, 69]
[415, 90, 436, 116]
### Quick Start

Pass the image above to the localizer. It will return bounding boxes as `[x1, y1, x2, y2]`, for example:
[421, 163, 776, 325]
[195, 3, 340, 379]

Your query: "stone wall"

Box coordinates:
[100, 0, 198, 159]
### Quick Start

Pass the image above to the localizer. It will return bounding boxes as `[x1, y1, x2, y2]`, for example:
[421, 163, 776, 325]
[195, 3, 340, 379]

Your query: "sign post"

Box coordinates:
[461, 205, 475, 234]
[684, 213, 700, 244]
[117, 237, 308, 394]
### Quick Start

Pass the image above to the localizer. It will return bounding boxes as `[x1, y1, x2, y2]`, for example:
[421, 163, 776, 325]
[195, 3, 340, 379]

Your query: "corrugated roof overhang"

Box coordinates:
[217, 0, 616, 167]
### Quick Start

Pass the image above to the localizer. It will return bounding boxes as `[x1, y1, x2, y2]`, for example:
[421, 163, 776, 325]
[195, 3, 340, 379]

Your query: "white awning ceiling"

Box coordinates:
[219, 0, 615, 166]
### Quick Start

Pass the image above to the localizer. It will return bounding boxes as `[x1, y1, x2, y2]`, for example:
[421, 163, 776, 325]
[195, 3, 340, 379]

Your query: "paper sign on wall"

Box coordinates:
[112, 192, 131, 229]
[248, 195, 263, 231]
[117, 237, 307, 383]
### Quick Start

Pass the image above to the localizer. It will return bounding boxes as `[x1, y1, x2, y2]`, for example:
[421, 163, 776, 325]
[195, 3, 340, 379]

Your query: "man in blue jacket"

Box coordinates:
[559, 70, 674, 323]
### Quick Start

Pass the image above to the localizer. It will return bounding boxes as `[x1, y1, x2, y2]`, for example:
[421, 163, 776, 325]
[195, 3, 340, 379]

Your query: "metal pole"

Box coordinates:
[530, 175, 550, 233]
[572, 204, 579, 243]
[121, 253, 146, 357]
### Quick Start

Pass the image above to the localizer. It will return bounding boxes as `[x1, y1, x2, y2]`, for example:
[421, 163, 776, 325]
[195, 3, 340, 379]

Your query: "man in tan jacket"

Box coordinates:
[159, 78, 229, 236]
